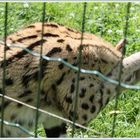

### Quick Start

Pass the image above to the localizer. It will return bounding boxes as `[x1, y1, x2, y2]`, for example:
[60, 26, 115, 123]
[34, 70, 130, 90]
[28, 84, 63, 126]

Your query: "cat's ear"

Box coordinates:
[115, 39, 128, 53]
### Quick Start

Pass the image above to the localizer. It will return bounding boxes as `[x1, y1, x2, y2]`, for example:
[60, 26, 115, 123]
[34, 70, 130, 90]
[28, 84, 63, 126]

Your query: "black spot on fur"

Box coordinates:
[66, 44, 73, 52]
[28, 39, 46, 49]
[45, 23, 59, 28]
[44, 94, 52, 106]
[5, 46, 10, 51]
[70, 84, 75, 93]
[5, 78, 13, 86]
[24, 62, 30, 69]
[79, 88, 86, 98]
[17, 35, 37, 42]
[97, 68, 101, 73]
[94, 59, 98, 63]
[80, 77, 85, 80]
[63, 58, 68, 62]
[14, 39, 46, 60]
[81, 103, 89, 110]
[90, 105, 96, 113]
[65, 96, 72, 103]
[26, 25, 36, 28]
[6, 130, 11, 136]
[67, 69, 71, 74]
[82, 114, 88, 121]
[25, 98, 33, 103]
[101, 58, 108, 64]
[107, 72, 112, 77]
[58, 63, 64, 69]
[89, 83, 94, 87]
[52, 84, 56, 91]
[107, 89, 111, 95]
[17, 103, 23, 108]
[43, 33, 59, 37]
[100, 89, 103, 96]
[67, 27, 75, 32]
[96, 75, 99, 77]
[47, 47, 62, 57]
[36, 30, 41, 32]
[12, 40, 16, 43]
[56, 73, 65, 85]
[72, 62, 77, 66]
[28, 121, 33, 127]
[89, 95, 94, 103]
[32, 71, 40, 81]
[72, 78, 75, 83]
[57, 39, 65, 43]
[0, 101, 11, 111]
[10, 114, 16, 120]
[40, 90, 45, 95]
[31, 62, 46, 81]
[101, 84, 104, 88]
[18, 90, 32, 98]
[22, 75, 31, 88]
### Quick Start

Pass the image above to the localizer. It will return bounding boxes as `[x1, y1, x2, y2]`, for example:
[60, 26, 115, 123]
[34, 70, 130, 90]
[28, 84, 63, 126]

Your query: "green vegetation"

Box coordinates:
[0, 2, 140, 138]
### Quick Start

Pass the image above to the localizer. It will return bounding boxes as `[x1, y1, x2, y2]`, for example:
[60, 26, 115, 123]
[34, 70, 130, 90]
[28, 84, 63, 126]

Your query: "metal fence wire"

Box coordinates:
[0, 2, 140, 138]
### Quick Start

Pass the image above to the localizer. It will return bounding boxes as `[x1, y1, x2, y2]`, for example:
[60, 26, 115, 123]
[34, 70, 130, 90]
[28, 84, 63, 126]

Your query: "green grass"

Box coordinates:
[0, 2, 140, 138]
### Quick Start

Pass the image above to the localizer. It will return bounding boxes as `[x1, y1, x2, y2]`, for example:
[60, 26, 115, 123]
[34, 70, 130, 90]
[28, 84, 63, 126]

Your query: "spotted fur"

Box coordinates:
[0, 22, 140, 137]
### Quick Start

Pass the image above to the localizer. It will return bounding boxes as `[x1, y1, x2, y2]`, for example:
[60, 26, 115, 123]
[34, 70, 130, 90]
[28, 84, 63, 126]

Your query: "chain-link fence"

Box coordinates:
[0, 2, 140, 138]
